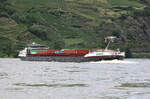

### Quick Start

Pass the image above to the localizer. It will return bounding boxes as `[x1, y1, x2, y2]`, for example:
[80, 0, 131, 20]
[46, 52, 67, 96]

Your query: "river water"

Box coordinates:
[0, 58, 150, 99]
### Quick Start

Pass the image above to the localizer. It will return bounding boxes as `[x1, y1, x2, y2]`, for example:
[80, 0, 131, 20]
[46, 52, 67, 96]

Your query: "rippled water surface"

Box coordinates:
[0, 58, 150, 99]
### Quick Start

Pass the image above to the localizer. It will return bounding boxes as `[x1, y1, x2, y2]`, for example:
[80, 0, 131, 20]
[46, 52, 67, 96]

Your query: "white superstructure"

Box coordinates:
[18, 48, 27, 57]
[85, 36, 125, 58]
[84, 49, 125, 58]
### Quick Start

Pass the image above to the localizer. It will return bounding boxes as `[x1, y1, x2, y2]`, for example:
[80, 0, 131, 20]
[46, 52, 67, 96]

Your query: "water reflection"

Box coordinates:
[0, 72, 8, 79]
[120, 83, 150, 87]
[14, 83, 88, 87]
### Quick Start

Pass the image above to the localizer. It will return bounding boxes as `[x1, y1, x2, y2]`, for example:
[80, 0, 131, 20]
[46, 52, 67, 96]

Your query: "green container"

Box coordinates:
[55, 51, 60, 54]
[30, 50, 39, 54]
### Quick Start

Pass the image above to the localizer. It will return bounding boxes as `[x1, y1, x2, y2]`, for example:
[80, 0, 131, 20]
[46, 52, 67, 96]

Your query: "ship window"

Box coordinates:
[90, 50, 96, 52]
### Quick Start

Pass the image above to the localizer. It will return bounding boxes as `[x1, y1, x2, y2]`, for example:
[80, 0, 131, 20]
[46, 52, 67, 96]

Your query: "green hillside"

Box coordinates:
[0, 0, 150, 57]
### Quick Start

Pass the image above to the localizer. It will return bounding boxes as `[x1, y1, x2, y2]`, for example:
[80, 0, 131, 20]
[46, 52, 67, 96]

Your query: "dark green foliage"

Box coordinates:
[0, 37, 17, 57]
[0, 0, 150, 58]
[132, 53, 150, 58]
[119, 14, 128, 20]
[127, 32, 135, 40]
[0, 0, 15, 17]
[125, 48, 132, 58]
[112, 6, 133, 11]
[136, 0, 150, 5]
[112, 30, 121, 38]
[12, 13, 39, 25]
[49, 9, 66, 17]
[28, 25, 47, 40]
[133, 7, 150, 17]
[0, 0, 7, 2]
[53, 40, 65, 49]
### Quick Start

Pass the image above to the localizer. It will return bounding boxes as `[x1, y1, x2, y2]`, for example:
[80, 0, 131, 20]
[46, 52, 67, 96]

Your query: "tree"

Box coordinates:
[54, 40, 65, 49]
[125, 48, 132, 58]
[28, 25, 48, 40]
[0, 0, 7, 3]
[0, 0, 15, 17]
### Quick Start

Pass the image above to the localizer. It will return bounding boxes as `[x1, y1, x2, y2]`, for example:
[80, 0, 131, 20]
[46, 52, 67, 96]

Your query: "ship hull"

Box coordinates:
[20, 55, 123, 62]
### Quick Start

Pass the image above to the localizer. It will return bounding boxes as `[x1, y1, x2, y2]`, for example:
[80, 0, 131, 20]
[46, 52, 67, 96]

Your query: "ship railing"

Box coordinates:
[28, 48, 49, 50]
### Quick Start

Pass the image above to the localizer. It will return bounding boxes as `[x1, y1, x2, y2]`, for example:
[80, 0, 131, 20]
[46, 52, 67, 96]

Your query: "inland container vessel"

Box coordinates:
[18, 36, 125, 62]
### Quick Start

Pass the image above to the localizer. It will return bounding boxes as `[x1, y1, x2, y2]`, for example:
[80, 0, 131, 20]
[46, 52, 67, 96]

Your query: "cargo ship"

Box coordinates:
[18, 36, 125, 62]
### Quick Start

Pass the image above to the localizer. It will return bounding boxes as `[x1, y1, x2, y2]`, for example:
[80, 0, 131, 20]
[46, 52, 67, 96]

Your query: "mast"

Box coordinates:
[104, 36, 116, 50]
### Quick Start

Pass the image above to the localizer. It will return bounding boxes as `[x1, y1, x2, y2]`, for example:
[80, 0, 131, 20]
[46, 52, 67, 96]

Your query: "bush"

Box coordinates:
[133, 7, 150, 17]
[0, 11, 9, 17]
[49, 9, 65, 17]
[0, 0, 15, 17]
[28, 25, 47, 40]
[0, 0, 7, 3]
[0, 37, 18, 58]
[119, 14, 128, 20]
[12, 13, 38, 25]
[125, 48, 132, 58]
[53, 40, 65, 49]
[112, 30, 121, 38]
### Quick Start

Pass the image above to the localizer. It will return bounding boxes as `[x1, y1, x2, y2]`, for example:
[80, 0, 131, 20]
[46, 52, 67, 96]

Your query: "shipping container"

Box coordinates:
[64, 49, 76, 54]
[37, 51, 47, 54]
[33, 49, 89, 55]
[37, 50, 55, 54]
[76, 50, 89, 54]
[47, 50, 55, 53]
[30, 50, 39, 54]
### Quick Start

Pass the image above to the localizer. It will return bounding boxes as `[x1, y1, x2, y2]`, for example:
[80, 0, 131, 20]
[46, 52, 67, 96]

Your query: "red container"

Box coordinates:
[37, 49, 89, 55]
[37, 50, 48, 54]
[64, 50, 76, 54]
[76, 50, 89, 54]
[47, 50, 55, 53]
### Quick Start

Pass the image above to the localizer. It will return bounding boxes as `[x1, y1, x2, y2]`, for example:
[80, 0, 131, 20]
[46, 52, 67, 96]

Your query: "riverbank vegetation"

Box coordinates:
[0, 0, 150, 58]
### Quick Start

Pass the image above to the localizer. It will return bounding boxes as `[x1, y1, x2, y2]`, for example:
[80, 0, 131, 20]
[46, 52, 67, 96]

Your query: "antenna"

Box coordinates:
[105, 36, 116, 50]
